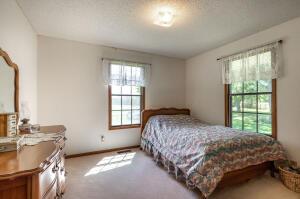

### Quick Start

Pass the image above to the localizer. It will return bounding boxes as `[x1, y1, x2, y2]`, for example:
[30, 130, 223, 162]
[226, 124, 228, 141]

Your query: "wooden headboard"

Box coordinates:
[141, 108, 190, 133]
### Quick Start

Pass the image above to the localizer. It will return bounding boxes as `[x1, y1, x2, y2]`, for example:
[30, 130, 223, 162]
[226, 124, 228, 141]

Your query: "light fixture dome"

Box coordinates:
[153, 6, 175, 27]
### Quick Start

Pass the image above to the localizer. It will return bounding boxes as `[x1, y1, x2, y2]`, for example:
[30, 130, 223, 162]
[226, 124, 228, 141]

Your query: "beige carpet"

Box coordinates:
[64, 148, 299, 199]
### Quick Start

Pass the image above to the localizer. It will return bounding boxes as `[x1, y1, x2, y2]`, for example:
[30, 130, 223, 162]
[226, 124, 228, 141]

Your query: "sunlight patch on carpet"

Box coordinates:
[84, 152, 136, 176]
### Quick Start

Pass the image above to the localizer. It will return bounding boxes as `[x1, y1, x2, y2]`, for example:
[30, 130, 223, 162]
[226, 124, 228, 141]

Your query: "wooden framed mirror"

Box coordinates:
[0, 48, 19, 137]
[0, 48, 19, 113]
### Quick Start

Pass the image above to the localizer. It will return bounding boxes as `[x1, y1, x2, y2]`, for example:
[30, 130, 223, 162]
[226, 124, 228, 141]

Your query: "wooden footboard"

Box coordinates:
[218, 161, 273, 188]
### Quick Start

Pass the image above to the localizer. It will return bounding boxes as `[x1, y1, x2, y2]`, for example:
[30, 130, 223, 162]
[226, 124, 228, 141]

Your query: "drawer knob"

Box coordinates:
[45, 160, 51, 165]
[52, 166, 59, 173]
[54, 193, 60, 199]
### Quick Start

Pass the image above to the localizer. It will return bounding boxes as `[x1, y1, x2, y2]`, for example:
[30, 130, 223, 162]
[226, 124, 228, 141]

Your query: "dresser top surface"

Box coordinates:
[0, 125, 66, 180]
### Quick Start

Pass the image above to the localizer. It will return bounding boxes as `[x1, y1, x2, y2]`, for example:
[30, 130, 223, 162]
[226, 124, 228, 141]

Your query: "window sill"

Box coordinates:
[109, 124, 141, 131]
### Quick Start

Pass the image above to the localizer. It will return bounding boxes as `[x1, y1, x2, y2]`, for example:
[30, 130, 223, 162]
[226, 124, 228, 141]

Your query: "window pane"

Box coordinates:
[232, 113, 242, 130]
[258, 94, 271, 113]
[132, 96, 140, 109]
[258, 80, 272, 93]
[122, 86, 131, 95]
[243, 113, 257, 132]
[231, 96, 242, 112]
[231, 82, 243, 94]
[244, 81, 257, 93]
[258, 114, 272, 135]
[112, 96, 121, 110]
[132, 110, 140, 124]
[112, 111, 121, 126]
[111, 85, 121, 94]
[132, 86, 141, 95]
[243, 95, 257, 113]
[122, 96, 131, 110]
[122, 111, 131, 125]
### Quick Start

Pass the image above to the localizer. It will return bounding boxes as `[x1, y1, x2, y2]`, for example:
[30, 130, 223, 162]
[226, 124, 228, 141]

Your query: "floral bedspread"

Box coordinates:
[141, 115, 286, 198]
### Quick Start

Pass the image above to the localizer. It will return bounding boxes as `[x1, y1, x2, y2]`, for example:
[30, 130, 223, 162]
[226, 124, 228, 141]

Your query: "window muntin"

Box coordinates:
[109, 85, 144, 130]
[229, 80, 273, 135]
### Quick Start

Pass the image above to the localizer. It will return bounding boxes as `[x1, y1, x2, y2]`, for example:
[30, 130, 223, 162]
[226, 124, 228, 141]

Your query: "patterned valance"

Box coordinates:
[219, 41, 282, 84]
[102, 58, 151, 87]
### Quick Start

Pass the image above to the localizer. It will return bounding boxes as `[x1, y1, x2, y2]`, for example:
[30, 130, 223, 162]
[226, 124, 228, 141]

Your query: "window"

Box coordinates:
[221, 42, 280, 139]
[103, 58, 150, 130]
[109, 85, 145, 130]
[225, 79, 277, 138]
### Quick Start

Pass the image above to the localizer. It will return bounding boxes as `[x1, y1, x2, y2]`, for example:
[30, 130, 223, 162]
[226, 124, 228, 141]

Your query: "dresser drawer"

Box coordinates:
[57, 139, 66, 160]
[7, 125, 17, 137]
[57, 138, 65, 150]
[7, 130, 17, 137]
[0, 113, 17, 137]
[8, 114, 17, 120]
[57, 159, 66, 195]
[40, 160, 57, 198]
[7, 124, 16, 130]
[7, 119, 17, 126]
[43, 178, 58, 199]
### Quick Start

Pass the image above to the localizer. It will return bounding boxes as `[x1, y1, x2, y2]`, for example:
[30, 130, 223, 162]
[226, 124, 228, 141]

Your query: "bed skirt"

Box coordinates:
[141, 138, 199, 190]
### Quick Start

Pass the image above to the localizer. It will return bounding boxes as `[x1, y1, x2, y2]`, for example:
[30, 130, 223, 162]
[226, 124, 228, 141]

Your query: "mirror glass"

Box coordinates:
[0, 56, 15, 113]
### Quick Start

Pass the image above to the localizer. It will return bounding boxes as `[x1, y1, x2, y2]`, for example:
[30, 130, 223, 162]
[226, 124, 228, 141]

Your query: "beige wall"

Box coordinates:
[37, 36, 185, 155]
[1, 0, 298, 164]
[0, 0, 37, 122]
[186, 17, 300, 162]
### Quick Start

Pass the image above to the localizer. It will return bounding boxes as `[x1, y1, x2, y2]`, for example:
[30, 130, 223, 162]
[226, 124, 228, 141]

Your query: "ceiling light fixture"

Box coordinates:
[153, 6, 176, 27]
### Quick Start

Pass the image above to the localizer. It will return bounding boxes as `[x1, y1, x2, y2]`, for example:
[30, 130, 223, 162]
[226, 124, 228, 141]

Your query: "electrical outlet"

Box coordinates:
[101, 135, 105, 142]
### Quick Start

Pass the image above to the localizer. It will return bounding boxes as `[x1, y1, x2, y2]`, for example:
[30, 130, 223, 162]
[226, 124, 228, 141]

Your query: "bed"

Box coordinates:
[140, 108, 286, 198]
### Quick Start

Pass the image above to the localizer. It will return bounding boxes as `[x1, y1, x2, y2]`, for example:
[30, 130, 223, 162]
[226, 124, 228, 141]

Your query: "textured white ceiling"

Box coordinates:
[17, 0, 300, 59]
